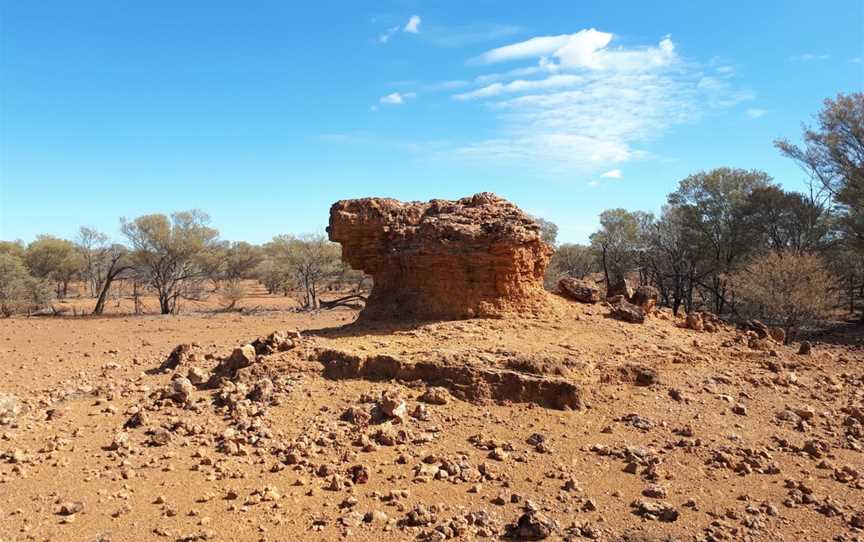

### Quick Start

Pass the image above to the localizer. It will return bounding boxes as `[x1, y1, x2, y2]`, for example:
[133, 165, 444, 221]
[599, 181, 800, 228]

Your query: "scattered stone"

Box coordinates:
[609, 299, 645, 324]
[187, 367, 208, 386]
[378, 391, 407, 421]
[642, 485, 668, 499]
[0, 393, 20, 424]
[159, 344, 199, 372]
[168, 377, 195, 404]
[55, 501, 84, 516]
[630, 500, 678, 522]
[506, 510, 555, 540]
[419, 387, 450, 405]
[798, 341, 812, 355]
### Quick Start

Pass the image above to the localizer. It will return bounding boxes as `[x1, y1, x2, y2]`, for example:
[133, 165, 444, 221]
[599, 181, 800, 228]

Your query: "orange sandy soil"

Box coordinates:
[0, 294, 863, 542]
[51, 281, 307, 316]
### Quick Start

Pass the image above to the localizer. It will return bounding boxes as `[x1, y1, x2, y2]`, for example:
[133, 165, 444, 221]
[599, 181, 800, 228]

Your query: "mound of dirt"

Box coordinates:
[328, 192, 552, 321]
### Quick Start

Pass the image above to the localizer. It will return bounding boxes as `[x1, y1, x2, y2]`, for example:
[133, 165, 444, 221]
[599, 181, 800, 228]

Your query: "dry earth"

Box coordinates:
[1, 295, 863, 542]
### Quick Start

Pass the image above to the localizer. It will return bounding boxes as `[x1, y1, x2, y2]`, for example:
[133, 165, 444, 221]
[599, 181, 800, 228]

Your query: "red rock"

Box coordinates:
[328, 192, 552, 320]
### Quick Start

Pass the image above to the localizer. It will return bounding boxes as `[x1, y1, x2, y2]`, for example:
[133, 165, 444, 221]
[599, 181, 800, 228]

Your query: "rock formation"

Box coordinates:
[328, 192, 552, 320]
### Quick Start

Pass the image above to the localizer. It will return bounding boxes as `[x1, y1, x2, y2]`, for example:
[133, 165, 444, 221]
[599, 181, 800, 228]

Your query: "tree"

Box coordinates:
[0, 253, 31, 316]
[92, 244, 133, 315]
[667, 168, 774, 313]
[255, 256, 290, 295]
[121, 210, 219, 314]
[76, 226, 110, 297]
[0, 240, 25, 260]
[729, 250, 835, 339]
[25, 235, 85, 299]
[266, 234, 341, 309]
[546, 243, 596, 288]
[532, 217, 559, 247]
[223, 241, 262, 282]
[776, 93, 864, 245]
[642, 206, 699, 315]
[218, 281, 247, 311]
[589, 209, 651, 288]
[743, 186, 836, 252]
[0, 253, 53, 316]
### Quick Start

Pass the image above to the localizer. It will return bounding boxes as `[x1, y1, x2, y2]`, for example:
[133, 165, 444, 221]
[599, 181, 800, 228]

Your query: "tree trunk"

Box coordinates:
[92, 265, 130, 315]
[601, 246, 610, 292]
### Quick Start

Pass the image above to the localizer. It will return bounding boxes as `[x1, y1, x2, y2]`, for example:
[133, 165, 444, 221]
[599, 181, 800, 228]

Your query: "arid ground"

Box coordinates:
[1, 290, 863, 542]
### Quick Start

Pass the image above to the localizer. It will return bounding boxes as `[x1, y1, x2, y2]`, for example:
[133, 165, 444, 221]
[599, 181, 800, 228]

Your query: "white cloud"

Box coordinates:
[404, 15, 421, 34]
[474, 33, 578, 64]
[441, 29, 753, 175]
[746, 108, 767, 119]
[379, 92, 416, 105]
[587, 180, 600, 188]
[472, 29, 677, 72]
[455, 74, 584, 100]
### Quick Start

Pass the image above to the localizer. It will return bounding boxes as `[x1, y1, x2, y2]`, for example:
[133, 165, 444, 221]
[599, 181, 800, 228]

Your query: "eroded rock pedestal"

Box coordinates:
[328, 192, 552, 320]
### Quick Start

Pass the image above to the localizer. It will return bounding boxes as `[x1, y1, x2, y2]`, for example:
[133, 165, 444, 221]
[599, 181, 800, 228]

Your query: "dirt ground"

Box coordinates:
[1, 293, 863, 542]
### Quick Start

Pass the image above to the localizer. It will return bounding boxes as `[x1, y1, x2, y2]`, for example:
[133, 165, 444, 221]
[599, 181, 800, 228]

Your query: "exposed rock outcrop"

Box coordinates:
[316, 349, 581, 410]
[328, 192, 552, 320]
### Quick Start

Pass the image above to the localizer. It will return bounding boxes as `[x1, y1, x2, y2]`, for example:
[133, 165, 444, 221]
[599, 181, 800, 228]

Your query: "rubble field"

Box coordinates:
[1, 298, 862, 542]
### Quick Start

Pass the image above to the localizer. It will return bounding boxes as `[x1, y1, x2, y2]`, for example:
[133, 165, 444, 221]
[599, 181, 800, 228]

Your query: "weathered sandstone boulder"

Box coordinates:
[610, 298, 646, 324]
[328, 192, 552, 320]
[558, 277, 601, 303]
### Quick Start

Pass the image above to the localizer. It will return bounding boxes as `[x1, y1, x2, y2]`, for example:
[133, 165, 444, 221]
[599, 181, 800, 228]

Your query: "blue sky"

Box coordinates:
[1, 0, 862, 244]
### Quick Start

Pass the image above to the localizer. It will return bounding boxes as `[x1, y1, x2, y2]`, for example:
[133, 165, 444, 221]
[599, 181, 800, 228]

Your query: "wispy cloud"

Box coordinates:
[441, 29, 752, 175]
[379, 15, 423, 43]
[746, 108, 767, 119]
[379, 91, 415, 105]
[404, 15, 421, 34]
[455, 74, 584, 100]
[418, 23, 522, 48]
[601, 169, 622, 178]
[789, 53, 830, 62]
[378, 26, 399, 44]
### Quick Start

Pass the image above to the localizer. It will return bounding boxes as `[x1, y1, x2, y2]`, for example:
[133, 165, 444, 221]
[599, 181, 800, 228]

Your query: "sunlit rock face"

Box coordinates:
[328, 192, 552, 321]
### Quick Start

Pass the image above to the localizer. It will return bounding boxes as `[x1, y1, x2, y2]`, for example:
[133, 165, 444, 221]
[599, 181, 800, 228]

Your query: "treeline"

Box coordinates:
[0, 212, 364, 316]
[545, 92, 863, 337]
